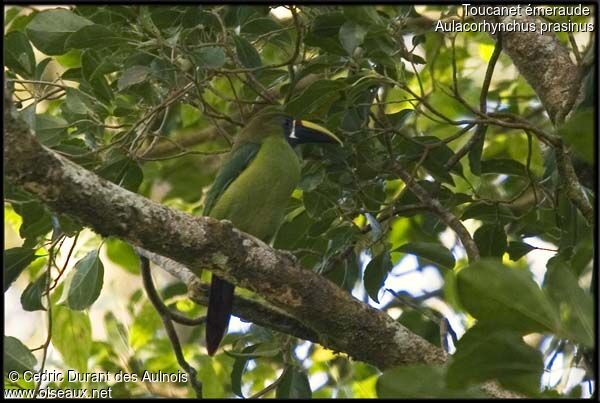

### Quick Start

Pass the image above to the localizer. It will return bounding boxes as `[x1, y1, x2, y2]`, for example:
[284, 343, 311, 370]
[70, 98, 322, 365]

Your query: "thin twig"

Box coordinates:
[49, 232, 80, 291]
[140, 256, 203, 397]
[248, 368, 287, 398]
[446, 32, 503, 171]
[33, 238, 60, 398]
[394, 163, 480, 262]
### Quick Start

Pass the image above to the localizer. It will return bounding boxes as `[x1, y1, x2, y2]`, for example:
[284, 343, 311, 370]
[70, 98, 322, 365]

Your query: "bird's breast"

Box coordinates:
[209, 136, 301, 241]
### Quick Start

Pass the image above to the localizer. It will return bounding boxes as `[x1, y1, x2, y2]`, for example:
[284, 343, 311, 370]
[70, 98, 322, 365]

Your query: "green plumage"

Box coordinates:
[204, 108, 300, 355]
[202, 142, 260, 217]
[203, 106, 340, 355]
[204, 134, 300, 238]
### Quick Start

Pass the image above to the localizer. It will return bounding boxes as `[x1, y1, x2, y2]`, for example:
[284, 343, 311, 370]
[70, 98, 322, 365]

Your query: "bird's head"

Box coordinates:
[281, 117, 343, 147]
[239, 105, 343, 147]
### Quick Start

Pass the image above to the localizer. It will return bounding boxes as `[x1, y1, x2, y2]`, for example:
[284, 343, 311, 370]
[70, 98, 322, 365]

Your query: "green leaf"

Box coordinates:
[456, 259, 560, 334]
[571, 239, 593, 276]
[233, 35, 261, 68]
[308, 209, 336, 237]
[230, 344, 259, 398]
[80, 49, 113, 103]
[196, 354, 226, 397]
[273, 210, 314, 251]
[65, 24, 120, 49]
[276, 366, 312, 398]
[4, 7, 22, 28]
[5, 247, 39, 292]
[324, 253, 361, 292]
[558, 108, 594, 164]
[63, 94, 87, 118]
[35, 57, 53, 80]
[241, 17, 283, 37]
[35, 113, 68, 146]
[26, 8, 93, 55]
[363, 251, 392, 303]
[393, 242, 455, 270]
[473, 224, 507, 259]
[81, 52, 118, 82]
[461, 202, 516, 223]
[304, 13, 346, 55]
[104, 311, 129, 356]
[11, 200, 53, 246]
[55, 214, 82, 238]
[303, 191, 330, 219]
[104, 238, 140, 274]
[63, 87, 107, 118]
[468, 126, 486, 175]
[412, 34, 426, 47]
[298, 162, 325, 192]
[395, 136, 463, 184]
[118, 65, 151, 91]
[398, 309, 441, 347]
[480, 159, 528, 177]
[343, 6, 384, 26]
[544, 255, 594, 347]
[129, 302, 161, 350]
[20, 273, 48, 311]
[377, 364, 483, 398]
[447, 323, 544, 395]
[507, 241, 535, 261]
[226, 346, 281, 359]
[285, 79, 345, 117]
[56, 48, 82, 69]
[52, 304, 91, 371]
[395, 180, 446, 208]
[7, 12, 37, 34]
[66, 249, 104, 310]
[400, 51, 426, 64]
[4, 336, 37, 373]
[4, 31, 36, 78]
[385, 109, 413, 129]
[97, 155, 143, 192]
[191, 46, 226, 69]
[339, 21, 368, 55]
[61, 67, 82, 81]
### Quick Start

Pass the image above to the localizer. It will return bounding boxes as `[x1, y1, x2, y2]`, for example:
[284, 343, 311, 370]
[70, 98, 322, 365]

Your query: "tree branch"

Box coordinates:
[394, 164, 480, 262]
[4, 91, 444, 372]
[134, 246, 321, 344]
[4, 89, 519, 398]
[477, 14, 580, 125]
[554, 144, 594, 225]
[477, 13, 594, 225]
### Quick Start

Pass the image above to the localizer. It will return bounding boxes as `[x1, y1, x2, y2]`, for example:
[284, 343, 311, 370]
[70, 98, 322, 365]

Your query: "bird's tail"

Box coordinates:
[206, 275, 235, 356]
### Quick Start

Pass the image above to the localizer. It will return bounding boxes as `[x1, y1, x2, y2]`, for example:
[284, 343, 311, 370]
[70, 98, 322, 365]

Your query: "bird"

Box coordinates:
[202, 106, 342, 356]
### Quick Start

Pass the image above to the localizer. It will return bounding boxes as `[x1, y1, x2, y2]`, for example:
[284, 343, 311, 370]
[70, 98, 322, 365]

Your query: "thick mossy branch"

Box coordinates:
[5, 90, 446, 373]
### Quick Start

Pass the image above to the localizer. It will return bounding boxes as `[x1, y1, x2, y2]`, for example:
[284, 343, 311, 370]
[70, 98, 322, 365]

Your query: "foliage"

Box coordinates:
[3, 4, 595, 398]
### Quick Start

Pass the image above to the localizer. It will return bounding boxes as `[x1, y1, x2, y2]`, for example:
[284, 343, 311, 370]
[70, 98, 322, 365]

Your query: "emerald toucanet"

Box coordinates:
[203, 106, 342, 356]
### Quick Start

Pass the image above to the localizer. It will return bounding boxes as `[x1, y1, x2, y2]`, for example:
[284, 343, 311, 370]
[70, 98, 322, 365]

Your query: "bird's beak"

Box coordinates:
[287, 119, 343, 146]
